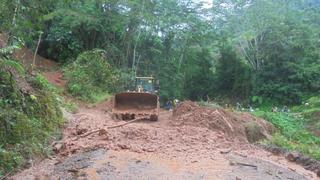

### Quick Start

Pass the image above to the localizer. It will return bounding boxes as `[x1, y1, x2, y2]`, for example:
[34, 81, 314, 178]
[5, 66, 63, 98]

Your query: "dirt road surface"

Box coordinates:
[12, 101, 318, 180]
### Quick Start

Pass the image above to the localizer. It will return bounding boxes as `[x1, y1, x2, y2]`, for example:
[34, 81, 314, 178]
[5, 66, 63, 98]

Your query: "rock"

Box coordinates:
[118, 143, 130, 149]
[53, 141, 65, 153]
[76, 128, 88, 135]
[286, 152, 301, 162]
[317, 169, 320, 177]
[229, 160, 236, 166]
[244, 121, 266, 143]
[98, 129, 108, 136]
[34, 175, 50, 180]
[220, 148, 232, 154]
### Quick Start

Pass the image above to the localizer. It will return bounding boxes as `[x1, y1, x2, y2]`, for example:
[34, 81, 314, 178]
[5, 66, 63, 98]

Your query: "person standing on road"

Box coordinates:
[173, 98, 179, 108]
[166, 100, 173, 111]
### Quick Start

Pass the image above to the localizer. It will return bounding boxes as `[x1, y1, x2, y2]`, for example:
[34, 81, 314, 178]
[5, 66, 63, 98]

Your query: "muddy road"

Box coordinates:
[12, 101, 318, 180]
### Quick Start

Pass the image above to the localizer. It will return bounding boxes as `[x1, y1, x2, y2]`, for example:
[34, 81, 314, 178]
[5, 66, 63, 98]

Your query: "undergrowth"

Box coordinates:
[254, 111, 320, 160]
[64, 49, 115, 103]
[0, 69, 64, 175]
[293, 96, 320, 132]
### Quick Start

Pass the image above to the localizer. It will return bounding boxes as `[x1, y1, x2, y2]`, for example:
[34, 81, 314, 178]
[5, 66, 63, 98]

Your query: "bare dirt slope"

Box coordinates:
[12, 101, 318, 180]
[13, 47, 59, 71]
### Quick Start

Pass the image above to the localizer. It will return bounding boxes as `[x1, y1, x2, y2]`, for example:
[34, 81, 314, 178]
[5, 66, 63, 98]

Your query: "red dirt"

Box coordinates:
[172, 101, 274, 142]
[54, 101, 257, 156]
[12, 100, 318, 179]
[43, 71, 66, 88]
[13, 47, 58, 71]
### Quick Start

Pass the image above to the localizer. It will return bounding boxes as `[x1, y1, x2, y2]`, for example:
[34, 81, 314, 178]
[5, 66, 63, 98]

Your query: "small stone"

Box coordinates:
[76, 128, 88, 135]
[118, 143, 130, 149]
[34, 175, 50, 180]
[286, 152, 301, 162]
[229, 160, 236, 166]
[220, 148, 232, 154]
[98, 129, 108, 136]
[52, 141, 65, 153]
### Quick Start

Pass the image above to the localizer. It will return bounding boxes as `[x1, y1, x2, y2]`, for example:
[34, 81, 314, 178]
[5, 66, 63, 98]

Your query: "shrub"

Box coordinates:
[254, 111, 320, 159]
[0, 65, 63, 174]
[64, 49, 114, 102]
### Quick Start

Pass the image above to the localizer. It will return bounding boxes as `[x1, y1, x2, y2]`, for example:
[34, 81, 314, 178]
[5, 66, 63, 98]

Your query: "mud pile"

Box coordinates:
[61, 115, 234, 157]
[172, 101, 274, 142]
[54, 101, 276, 158]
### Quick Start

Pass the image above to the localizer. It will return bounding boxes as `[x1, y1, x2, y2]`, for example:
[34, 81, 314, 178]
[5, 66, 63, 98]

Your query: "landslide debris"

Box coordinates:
[56, 101, 276, 158]
[172, 101, 274, 142]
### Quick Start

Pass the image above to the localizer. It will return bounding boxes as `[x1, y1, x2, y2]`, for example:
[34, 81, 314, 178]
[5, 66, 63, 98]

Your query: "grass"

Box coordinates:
[254, 111, 320, 160]
[90, 92, 112, 104]
[0, 72, 64, 175]
[293, 96, 320, 133]
[62, 100, 79, 113]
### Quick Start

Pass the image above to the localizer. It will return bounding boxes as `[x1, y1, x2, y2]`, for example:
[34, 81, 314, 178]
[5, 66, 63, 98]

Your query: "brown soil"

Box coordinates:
[172, 101, 274, 142]
[12, 100, 318, 179]
[43, 71, 66, 88]
[13, 47, 58, 71]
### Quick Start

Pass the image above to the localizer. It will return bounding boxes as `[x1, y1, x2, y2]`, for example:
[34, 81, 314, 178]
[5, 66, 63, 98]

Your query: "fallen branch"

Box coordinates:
[230, 160, 258, 169]
[236, 162, 258, 168]
[80, 117, 146, 138]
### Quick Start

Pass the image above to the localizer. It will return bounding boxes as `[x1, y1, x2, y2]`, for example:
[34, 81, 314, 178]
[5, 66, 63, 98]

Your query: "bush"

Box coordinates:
[0, 148, 23, 175]
[0, 66, 63, 174]
[254, 111, 320, 159]
[64, 49, 114, 102]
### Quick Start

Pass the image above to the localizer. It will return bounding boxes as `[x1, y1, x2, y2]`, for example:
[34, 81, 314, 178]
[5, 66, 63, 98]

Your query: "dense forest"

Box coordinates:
[1, 0, 318, 103]
[0, 0, 320, 176]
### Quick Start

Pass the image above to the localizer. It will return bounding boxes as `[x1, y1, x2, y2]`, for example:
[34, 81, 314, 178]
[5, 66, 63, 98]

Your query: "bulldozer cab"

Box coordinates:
[135, 77, 158, 94]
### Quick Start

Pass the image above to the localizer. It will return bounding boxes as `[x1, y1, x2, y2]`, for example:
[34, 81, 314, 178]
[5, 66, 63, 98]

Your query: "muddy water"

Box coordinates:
[52, 149, 307, 180]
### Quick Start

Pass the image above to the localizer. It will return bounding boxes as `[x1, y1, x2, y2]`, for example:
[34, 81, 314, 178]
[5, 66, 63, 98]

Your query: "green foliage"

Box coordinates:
[231, 0, 320, 104]
[251, 96, 263, 105]
[0, 148, 23, 174]
[212, 45, 251, 101]
[293, 96, 320, 134]
[62, 100, 78, 114]
[32, 74, 59, 93]
[254, 111, 320, 159]
[0, 61, 63, 174]
[64, 49, 114, 102]
[1, 0, 320, 104]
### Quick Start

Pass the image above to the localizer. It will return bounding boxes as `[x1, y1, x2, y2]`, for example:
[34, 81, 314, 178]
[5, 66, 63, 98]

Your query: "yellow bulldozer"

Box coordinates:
[112, 76, 159, 121]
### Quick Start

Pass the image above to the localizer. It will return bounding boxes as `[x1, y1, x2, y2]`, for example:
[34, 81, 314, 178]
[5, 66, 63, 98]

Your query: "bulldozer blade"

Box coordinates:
[112, 92, 159, 121]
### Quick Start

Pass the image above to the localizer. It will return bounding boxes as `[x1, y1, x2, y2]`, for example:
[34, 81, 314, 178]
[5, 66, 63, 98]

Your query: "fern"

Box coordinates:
[0, 59, 25, 75]
[0, 44, 25, 75]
